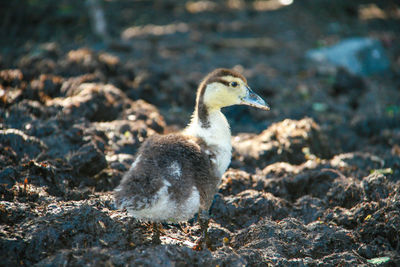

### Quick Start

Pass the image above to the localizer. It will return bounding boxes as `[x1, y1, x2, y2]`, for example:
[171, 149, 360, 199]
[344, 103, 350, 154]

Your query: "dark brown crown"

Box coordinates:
[202, 68, 247, 85]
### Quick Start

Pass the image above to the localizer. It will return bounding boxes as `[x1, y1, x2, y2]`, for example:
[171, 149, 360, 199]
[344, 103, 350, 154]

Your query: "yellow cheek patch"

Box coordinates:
[217, 89, 240, 106]
[203, 80, 248, 108]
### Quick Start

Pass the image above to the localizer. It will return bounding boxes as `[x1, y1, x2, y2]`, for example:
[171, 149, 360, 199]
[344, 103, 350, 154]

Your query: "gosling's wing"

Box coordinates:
[113, 134, 210, 211]
[114, 153, 161, 211]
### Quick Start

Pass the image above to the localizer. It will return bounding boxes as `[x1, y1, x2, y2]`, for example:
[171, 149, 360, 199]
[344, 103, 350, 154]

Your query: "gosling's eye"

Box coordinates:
[230, 81, 238, 87]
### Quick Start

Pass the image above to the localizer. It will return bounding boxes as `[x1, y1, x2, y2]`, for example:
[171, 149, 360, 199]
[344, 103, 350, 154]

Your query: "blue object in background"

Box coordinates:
[306, 37, 390, 76]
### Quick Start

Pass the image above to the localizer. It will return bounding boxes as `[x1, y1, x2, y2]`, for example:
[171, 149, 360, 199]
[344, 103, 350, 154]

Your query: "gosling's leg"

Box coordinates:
[193, 209, 211, 250]
[152, 222, 161, 245]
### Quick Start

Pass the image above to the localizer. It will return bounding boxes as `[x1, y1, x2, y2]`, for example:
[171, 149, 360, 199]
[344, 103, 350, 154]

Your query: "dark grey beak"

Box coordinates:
[240, 86, 270, 110]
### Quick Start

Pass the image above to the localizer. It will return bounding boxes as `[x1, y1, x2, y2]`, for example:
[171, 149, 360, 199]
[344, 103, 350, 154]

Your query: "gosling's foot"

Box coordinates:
[151, 222, 161, 245]
[193, 210, 212, 251]
[192, 235, 212, 251]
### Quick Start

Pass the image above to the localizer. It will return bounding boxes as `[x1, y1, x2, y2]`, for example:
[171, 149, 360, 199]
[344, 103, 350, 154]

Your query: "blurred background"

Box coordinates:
[1, 3, 400, 265]
[1, 0, 399, 138]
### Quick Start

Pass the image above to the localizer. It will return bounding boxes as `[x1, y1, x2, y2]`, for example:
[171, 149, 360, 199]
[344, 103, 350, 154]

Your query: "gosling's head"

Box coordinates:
[197, 68, 270, 111]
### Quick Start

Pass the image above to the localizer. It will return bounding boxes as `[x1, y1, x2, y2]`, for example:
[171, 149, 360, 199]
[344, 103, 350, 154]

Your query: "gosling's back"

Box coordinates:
[114, 134, 218, 222]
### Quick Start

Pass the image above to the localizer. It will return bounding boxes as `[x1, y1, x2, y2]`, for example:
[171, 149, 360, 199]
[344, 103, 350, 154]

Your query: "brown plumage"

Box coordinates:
[114, 134, 218, 218]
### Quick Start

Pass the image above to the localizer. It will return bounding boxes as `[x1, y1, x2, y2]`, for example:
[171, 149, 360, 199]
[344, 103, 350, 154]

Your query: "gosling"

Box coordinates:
[114, 68, 270, 249]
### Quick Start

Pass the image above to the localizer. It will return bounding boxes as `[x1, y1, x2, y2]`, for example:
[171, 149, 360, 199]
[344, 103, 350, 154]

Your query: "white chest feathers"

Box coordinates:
[184, 109, 232, 177]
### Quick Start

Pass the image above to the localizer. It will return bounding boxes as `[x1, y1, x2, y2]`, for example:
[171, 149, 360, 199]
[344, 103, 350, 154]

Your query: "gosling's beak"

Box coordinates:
[240, 86, 270, 110]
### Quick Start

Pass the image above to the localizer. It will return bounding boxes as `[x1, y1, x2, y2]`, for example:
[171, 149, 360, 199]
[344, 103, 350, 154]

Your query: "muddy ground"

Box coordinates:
[1, 0, 400, 266]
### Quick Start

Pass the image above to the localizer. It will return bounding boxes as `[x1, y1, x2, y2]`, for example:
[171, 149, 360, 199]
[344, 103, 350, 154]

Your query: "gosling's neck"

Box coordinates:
[184, 104, 231, 148]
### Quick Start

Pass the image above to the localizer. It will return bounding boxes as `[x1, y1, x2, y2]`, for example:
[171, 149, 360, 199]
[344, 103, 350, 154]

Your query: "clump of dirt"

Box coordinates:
[1, 0, 400, 266]
[232, 118, 332, 171]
